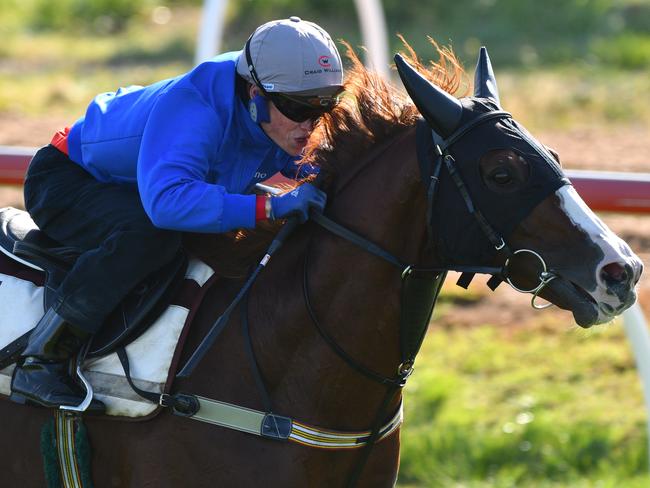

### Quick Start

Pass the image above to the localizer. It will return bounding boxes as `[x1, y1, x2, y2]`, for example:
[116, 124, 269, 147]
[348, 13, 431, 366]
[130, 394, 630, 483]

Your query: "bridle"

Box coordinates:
[297, 110, 562, 485]
[311, 111, 561, 313]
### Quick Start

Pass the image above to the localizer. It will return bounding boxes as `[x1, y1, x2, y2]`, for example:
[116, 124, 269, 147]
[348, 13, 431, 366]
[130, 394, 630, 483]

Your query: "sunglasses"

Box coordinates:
[244, 35, 342, 123]
[269, 92, 342, 123]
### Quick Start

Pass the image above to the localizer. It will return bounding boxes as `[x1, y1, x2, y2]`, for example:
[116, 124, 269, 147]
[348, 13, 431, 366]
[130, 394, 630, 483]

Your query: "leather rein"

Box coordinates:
[125, 112, 560, 487]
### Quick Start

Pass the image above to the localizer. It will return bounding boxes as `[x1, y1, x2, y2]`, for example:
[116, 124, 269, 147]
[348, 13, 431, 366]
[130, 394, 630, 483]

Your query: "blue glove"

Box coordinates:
[270, 183, 327, 223]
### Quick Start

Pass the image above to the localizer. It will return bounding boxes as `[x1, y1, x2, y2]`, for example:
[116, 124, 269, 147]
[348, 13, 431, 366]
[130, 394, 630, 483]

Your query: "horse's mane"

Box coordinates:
[302, 38, 467, 178]
[184, 39, 467, 277]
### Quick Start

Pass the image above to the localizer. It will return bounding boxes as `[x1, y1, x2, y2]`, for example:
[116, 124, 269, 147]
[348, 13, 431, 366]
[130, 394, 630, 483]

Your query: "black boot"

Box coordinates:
[10, 308, 105, 413]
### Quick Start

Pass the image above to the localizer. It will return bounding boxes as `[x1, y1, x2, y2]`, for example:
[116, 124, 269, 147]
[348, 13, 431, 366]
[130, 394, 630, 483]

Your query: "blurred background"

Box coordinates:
[1, 0, 649, 486]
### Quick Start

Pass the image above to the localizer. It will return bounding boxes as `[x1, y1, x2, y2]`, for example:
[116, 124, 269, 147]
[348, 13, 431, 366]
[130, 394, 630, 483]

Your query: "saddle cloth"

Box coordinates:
[0, 256, 216, 418]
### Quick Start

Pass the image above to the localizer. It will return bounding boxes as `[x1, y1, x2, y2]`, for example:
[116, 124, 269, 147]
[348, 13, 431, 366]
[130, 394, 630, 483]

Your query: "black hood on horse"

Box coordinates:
[395, 48, 570, 265]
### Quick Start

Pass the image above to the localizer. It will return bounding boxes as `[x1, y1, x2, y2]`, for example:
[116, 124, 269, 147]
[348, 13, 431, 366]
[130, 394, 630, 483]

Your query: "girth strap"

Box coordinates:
[0, 329, 32, 370]
[116, 347, 199, 413]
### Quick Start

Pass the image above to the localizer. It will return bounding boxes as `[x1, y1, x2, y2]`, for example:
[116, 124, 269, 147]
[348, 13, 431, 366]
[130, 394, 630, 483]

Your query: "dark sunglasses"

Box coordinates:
[269, 92, 342, 123]
[244, 35, 342, 123]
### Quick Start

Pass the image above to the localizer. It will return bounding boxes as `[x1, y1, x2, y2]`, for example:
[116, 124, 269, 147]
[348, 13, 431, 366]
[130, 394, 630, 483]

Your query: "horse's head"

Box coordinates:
[395, 48, 643, 328]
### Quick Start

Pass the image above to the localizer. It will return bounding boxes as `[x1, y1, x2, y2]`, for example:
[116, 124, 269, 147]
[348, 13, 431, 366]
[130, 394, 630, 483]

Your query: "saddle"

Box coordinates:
[0, 206, 187, 363]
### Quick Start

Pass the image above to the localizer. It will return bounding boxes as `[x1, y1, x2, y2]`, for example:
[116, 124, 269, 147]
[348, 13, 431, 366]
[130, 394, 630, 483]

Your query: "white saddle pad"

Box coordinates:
[0, 257, 215, 417]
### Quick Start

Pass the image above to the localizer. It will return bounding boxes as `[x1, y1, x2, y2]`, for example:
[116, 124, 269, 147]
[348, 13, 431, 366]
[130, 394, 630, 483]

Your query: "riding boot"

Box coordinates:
[10, 308, 105, 413]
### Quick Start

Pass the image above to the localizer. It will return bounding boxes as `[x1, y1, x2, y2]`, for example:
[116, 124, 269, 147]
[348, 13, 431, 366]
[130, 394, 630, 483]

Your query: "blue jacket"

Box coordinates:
[66, 51, 309, 233]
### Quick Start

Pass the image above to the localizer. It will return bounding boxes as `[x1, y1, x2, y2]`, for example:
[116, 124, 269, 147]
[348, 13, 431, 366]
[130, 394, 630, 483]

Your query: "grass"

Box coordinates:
[398, 318, 650, 487]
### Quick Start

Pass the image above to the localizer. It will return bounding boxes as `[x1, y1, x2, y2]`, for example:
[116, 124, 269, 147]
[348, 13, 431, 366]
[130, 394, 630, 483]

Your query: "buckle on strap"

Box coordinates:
[397, 361, 414, 386]
[164, 393, 200, 417]
[261, 413, 292, 440]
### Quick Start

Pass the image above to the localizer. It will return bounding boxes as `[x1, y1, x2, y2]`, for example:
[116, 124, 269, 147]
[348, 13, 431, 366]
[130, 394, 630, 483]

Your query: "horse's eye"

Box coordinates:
[492, 170, 512, 185]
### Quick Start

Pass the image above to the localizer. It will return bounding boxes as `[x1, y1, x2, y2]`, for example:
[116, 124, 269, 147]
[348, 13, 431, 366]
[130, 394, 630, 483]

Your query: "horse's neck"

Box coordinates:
[249, 132, 430, 427]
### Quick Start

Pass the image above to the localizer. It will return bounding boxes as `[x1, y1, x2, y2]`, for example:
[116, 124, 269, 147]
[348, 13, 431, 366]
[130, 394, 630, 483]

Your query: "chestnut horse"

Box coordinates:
[0, 44, 642, 487]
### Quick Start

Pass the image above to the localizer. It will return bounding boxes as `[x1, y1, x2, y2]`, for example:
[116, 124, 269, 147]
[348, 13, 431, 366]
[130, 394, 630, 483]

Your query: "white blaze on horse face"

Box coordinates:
[558, 185, 642, 321]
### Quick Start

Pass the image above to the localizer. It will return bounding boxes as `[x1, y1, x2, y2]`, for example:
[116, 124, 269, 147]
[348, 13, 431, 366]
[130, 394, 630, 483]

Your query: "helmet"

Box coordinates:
[236, 17, 344, 122]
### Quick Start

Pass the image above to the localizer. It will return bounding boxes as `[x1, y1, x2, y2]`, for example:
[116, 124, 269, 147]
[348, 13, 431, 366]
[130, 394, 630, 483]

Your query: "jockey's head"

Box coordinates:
[236, 17, 344, 155]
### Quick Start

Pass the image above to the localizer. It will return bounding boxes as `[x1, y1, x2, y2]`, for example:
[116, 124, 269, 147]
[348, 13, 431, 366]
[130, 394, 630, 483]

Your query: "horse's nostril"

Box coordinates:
[600, 262, 628, 285]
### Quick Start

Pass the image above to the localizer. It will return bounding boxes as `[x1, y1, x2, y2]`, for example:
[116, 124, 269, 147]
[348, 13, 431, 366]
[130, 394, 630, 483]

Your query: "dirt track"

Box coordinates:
[1, 121, 649, 325]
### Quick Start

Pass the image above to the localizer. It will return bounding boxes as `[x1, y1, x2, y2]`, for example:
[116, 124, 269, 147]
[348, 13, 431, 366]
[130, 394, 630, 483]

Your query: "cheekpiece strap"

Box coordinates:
[416, 119, 444, 248]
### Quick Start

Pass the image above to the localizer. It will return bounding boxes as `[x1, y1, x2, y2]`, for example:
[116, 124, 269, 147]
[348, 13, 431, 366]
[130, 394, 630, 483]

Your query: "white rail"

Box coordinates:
[352, 0, 391, 79]
[194, 0, 229, 65]
[623, 302, 650, 470]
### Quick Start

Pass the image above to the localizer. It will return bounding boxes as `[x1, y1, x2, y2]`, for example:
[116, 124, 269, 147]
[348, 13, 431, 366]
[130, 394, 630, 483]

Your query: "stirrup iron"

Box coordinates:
[60, 341, 94, 413]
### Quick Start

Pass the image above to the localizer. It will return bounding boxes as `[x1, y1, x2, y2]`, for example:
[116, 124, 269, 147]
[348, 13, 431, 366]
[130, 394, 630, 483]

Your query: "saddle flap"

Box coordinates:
[88, 252, 189, 357]
[0, 256, 217, 419]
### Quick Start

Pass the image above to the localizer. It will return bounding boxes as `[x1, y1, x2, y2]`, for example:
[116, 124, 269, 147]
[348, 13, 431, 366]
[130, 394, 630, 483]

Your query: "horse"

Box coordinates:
[0, 42, 642, 487]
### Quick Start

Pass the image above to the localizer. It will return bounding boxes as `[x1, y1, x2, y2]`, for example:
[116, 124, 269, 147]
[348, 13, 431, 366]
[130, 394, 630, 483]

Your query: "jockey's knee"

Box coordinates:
[159, 231, 182, 262]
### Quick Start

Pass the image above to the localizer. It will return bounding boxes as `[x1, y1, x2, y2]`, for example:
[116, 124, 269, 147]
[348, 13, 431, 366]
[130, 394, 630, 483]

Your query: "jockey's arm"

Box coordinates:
[137, 87, 257, 233]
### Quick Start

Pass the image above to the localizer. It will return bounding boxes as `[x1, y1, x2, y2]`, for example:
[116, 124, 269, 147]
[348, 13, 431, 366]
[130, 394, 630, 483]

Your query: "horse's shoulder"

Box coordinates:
[183, 223, 281, 279]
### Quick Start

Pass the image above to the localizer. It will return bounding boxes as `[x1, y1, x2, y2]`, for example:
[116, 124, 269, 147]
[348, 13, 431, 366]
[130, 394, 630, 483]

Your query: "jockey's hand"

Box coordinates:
[269, 183, 327, 223]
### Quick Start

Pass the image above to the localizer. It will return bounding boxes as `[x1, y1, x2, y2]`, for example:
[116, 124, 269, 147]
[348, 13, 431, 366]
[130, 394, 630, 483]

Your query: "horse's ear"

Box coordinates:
[473, 46, 500, 105]
[394, 53, 462, 137]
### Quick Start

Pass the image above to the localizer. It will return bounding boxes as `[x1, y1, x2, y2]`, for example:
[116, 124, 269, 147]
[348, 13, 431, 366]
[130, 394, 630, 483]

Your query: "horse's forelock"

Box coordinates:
[300, 39, 467, 179]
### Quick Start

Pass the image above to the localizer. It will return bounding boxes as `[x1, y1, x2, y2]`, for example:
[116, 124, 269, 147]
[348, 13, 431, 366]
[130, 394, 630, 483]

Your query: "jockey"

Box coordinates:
[10, 17, 343, 412]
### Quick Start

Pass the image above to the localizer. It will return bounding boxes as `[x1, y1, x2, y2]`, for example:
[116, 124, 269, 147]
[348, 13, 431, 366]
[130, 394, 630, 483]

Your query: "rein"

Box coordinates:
[120, 112, 562, 487]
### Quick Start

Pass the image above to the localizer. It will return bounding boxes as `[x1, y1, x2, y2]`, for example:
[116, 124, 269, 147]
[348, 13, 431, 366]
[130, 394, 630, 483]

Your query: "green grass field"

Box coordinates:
[398, 312, 650, 487]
